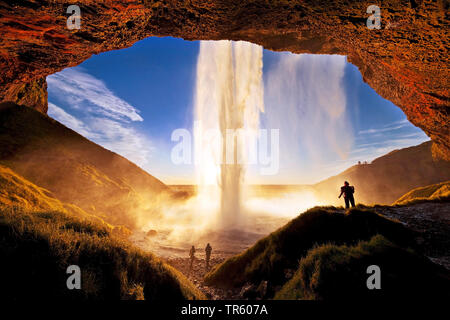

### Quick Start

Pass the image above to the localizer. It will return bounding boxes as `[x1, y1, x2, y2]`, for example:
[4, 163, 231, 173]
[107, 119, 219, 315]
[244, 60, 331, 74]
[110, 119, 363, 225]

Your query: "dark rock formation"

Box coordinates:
[0, 0, 448, 158]
[2, 77, 48, 113]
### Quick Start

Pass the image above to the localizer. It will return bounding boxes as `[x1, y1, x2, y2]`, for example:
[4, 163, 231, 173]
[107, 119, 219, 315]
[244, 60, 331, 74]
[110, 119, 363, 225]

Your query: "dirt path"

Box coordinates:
[375, 201, 450, 270]
[166, 257, 242, 299]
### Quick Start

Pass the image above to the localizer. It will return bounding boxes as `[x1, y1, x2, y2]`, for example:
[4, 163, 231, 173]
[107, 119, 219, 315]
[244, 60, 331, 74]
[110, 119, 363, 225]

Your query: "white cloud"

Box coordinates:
[47, 68, 143, 122]
[305, 122, 428, 183]
[86, 117, 153, 166]
[346, 135, 429, 163]
[358, 119, 409, 135]
[48, 102, 92, 137]
[352, 117, 429, 163]
[47, 69, 153, 169]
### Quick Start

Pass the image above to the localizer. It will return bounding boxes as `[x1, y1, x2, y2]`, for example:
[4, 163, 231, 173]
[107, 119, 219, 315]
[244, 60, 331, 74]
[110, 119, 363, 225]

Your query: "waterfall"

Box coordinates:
[194, 40, 264, 229]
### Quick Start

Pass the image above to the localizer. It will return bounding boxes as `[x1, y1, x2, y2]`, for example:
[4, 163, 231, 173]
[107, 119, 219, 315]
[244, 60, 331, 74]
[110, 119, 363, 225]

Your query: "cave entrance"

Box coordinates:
[47, 36, 428, 185]
[45, 36, 430, 257]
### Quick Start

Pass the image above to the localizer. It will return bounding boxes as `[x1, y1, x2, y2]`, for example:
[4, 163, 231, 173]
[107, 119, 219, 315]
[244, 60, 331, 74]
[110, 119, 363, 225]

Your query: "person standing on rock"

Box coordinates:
[205, 243, 212, 270]
[189, 245, 196, 271]
[338, 181, 356, 209]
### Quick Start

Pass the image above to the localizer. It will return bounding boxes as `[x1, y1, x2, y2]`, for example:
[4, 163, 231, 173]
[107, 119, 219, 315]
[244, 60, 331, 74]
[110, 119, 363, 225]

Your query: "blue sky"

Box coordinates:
[47, 37, 429, 184]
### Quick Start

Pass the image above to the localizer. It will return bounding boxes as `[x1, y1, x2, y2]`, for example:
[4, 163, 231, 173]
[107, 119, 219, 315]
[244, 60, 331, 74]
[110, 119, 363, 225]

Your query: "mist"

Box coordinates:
[132, 49, 351, 257]
[261, 53, 353, 184]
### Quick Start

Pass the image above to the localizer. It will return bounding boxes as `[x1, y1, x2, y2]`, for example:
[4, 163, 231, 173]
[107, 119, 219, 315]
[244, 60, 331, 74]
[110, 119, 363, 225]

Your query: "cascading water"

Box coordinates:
[134, 43, 328, 256]
[129, 41, 351, 260]
[194, 40, 264, 229]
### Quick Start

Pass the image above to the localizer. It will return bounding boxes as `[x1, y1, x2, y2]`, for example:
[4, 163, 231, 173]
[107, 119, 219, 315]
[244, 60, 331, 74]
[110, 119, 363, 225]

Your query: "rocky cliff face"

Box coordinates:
[0, 0, 448, 158]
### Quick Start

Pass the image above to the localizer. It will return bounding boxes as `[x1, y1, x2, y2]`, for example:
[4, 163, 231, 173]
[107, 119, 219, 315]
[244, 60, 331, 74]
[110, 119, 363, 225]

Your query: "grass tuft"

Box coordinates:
[0, 205, 204, 300]
[205, 206, 416, 291]
[275, 235, 450, 300]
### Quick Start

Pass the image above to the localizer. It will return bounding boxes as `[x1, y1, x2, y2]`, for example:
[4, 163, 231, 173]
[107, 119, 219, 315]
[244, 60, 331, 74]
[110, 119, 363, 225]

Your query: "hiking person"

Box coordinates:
[338, 181, 355, 209]
[189, 245, 196, 271]
[205, 243, 212, 269]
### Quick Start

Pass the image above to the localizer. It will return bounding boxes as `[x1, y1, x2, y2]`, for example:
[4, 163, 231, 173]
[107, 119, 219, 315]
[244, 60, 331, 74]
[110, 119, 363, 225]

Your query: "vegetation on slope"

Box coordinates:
[313, 141, 450, 205]
[0, 205, 203, 300]
[0, 103, 170, 228]
[205, 207, 416, 291]
[0, 164, 203, 300]
[0, 163, 69, 212]
[275, 235, 449, 300]
[394, 180, 450, 205]
[0, 163, 134, 236]
[206, 206, 450, 299]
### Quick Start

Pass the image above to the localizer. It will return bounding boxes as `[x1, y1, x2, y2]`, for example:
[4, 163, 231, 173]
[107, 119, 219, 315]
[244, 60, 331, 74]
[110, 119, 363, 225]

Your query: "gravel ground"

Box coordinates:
[166, 257, 242, 300]
[374, 201, 450, 270]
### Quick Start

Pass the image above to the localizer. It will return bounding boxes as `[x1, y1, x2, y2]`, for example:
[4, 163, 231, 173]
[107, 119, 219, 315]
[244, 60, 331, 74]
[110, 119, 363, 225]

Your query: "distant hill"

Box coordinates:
[0, 163, 85, 215]
[394, 180, 450, 205]
[0, 163, 134, 235]
[313, 141, 450, 205]
[0, 103, 169, 228]
[0, 106, 203, 300]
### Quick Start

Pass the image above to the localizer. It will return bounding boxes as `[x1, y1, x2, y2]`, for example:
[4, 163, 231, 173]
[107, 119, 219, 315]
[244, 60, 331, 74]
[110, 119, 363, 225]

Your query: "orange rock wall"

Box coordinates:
[0, 0, 448, 158]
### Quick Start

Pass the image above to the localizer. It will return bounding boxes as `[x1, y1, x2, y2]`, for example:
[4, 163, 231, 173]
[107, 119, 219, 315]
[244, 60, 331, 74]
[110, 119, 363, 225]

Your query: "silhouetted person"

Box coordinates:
[189, 245, 196, 271]
[205, 243, 212, 269]
[339, 181, 355, 209]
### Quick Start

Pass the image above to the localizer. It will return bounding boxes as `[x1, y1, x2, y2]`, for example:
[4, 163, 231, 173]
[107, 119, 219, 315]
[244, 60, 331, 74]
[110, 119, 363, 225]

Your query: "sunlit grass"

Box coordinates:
[393, 180, 450, 206]
[0, 204, 204, 300]
[204, 206, 416, 290]
[0, 163, 204, 300]
[0, 103, 169, 229]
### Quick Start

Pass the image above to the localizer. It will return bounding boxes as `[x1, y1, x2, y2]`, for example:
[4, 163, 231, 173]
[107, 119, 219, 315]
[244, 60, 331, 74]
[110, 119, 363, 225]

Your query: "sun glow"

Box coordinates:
[132, 187, 320, 258]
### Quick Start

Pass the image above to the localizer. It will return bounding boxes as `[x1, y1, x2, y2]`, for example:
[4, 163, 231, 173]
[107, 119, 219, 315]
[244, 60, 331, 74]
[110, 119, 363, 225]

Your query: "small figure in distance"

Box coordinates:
[205, 243, 212, 270]
[339, 181, 356, 209]
[189, 245, 196, 271]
